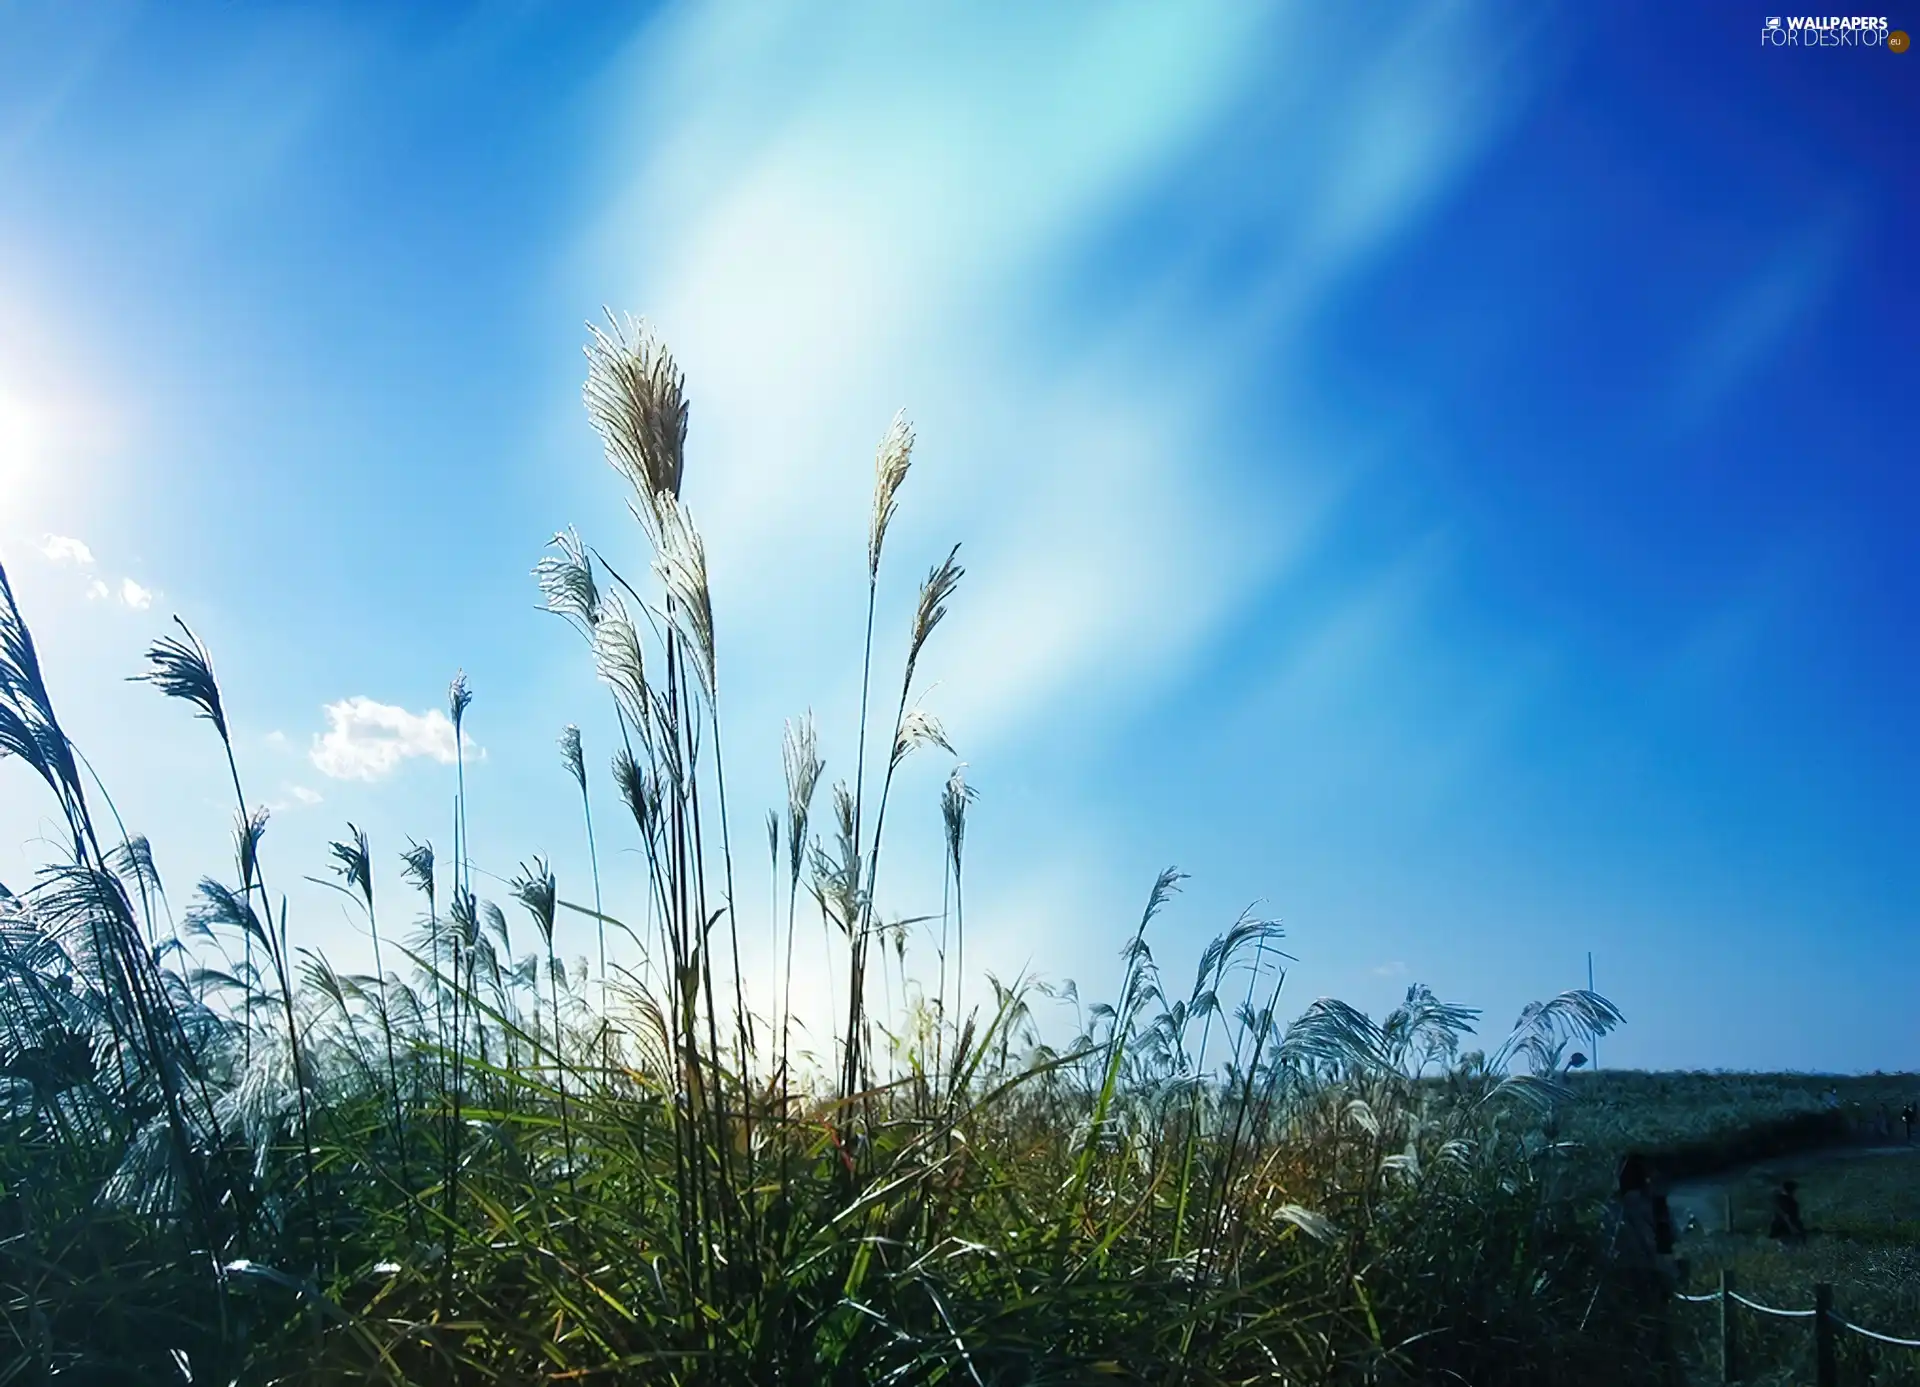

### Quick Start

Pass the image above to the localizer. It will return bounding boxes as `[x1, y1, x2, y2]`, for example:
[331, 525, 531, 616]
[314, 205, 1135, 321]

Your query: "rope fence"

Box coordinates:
[1726, 1288, 1815, 1319]
[1671, 1268, 1920, 1384]
[1838, 1319, 1920, 1350]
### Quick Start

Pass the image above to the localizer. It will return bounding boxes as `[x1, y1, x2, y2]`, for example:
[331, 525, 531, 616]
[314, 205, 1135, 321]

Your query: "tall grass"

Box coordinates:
[0, 318, 1657, 1385]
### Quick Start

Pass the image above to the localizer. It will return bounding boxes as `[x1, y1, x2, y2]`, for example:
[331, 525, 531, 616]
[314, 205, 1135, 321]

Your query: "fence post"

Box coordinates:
[1719, 1269, 1738, 1383]
[1815, 1282, 1837, 1387]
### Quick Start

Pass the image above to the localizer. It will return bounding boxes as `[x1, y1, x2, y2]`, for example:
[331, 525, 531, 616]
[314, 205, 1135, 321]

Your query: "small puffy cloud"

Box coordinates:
[41, 534, 94, 564]
[266, 782, 325, 813]
[309, 696, 481, 781]
[38, 535, 161, 611]
[1372, 961, 1409, 978]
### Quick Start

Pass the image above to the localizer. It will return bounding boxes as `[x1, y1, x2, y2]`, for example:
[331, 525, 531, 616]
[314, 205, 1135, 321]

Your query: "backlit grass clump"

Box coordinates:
[0, 319, 1649, 1386]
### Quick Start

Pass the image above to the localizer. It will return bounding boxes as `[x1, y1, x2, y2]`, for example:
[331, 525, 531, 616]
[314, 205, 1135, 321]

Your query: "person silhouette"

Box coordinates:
[1613, 1153, 1661, 1267]
[1604, 1152, 1681, 1383]
[1652, 1188, 1676, 1256]
[1768, 1180, 1806, 1243]
[1903, 1102, 1915, 1145]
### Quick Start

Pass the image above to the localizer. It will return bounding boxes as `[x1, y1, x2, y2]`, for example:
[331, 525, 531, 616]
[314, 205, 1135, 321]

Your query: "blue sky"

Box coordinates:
[1, 1, 1914, 1073]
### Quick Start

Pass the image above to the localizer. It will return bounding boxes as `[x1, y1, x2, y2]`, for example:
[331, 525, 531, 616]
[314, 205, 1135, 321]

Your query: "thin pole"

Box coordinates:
[1814, 1283, 1836, 1387]
[1588, 951, 1599, 1068]
[1718, 1269, 1738, 1383]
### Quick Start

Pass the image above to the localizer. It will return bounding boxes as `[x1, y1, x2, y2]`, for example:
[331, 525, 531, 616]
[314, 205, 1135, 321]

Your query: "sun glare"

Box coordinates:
[0, 389, 44, 521]
[0, 371, 110, 529]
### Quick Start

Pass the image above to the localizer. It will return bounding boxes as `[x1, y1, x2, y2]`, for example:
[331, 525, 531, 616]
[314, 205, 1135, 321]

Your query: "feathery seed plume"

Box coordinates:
[782, 713, 823, 885]
[868, 410, 914, 580]
[891, 706, 954, 771]
[449, 888, 479, 950]
[591, 593, 649, 733]
[135, 619, 228, 741]
[400, 840, 435, 899]
[612, 747, 654, 839]
[559, 724, 586, 794]
[109, 835, 163, 895]
[534, 528, 601, 638]
[906, 545, 963, 688]
[583, 314, 687, 537]
[511, 858, 558, 950]
[448, 672, 473, 732]
[941, 765, 975, 878]
[233, 805, 269, 894]
[651, 492, 716, 701]
[329, 824, 374, 911]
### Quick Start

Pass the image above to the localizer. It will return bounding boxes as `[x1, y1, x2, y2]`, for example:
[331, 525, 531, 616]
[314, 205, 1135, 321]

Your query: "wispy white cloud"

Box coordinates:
[1666, 204, 1855, 432]
[579, 1, 1537, 1001]
[119, 578, 153, 610]
[309, 697, 481, 782]
[40, 533, 93, 564]
[86, 577, 108, 600]
[288, 784, 323, 806]
[1249, 532, 1458, 720]
[1658, 548, 1817, 706]
[589, 2, 1531, 771]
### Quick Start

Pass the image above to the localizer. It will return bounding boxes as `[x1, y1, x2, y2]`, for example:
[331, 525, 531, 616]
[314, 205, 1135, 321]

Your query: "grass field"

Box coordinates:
[1542, 1072, 1920, 1384]
[1, 318, 1911, 1386]
[1664, 1146, 1920, 1385]
[1560, 1070, 1920, 1159]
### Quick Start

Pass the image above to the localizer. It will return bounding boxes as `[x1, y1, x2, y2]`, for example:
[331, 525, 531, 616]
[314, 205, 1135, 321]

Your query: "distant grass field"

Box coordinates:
[1560, 1069, 1920, 1163]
